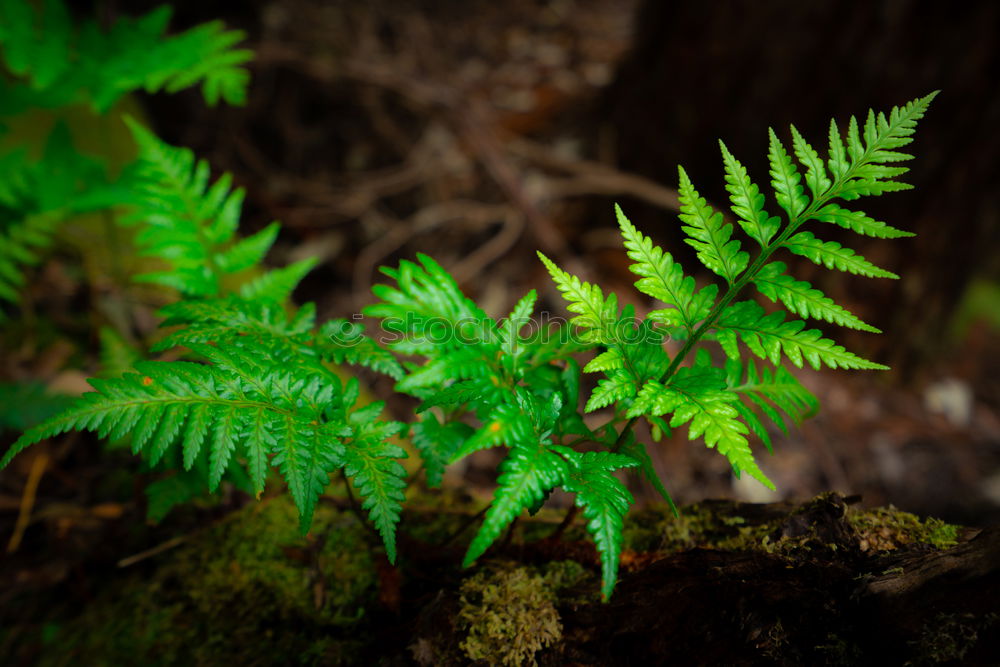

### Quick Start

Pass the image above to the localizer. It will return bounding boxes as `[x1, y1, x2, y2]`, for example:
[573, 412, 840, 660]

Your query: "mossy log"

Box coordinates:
[20, 493, 998, 665]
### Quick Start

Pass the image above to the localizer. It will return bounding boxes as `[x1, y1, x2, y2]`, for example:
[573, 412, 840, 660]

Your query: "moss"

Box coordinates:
[42, 496, 377, 666]
[621, 495, 962, 558]
[910, 612, 1000, 664]
[846, 507, 959, 552]
[456, 562, 563, 666]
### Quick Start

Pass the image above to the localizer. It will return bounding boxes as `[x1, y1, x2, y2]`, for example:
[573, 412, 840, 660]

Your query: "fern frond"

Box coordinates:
[627, 367, 772, 489]
[719, 141, 781, 245]
[585, 370, 636, 412]
[725, 359, 818, 452]
[499, 289, 537, 358]
[558, 450, 638, 599]
[583, 348, 623, 374]
[826, 92, 937, 199]
[463, 439, 569, 567]
[783, 231, 898, 279]
[342, 410, 407, 563]
[316, 319, 404, 380]
[122, 120, 306, 301]
[716, 300, 887, 370]
[616, 205, 716, 332]
[753, 262, 879, 332]
[0, 2, 252, 111]
[365, 253, 495, 354]
[410, 414, 473, 488]
[537, 251, 618, 343]
[0, 213, 60, 302]
[0, 0, 71, 90]
[2, 359, 354, 531]
[0, 125, 117, 305]
[677, 167, 748, 284]
[450, 403, 534, 462]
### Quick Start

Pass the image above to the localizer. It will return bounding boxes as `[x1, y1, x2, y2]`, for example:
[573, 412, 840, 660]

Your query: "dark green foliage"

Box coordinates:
[2, 93, 933, 599]
[0, 0, 251, 113]
[0, 0, 252, 311]
[0, 124, 119, 304]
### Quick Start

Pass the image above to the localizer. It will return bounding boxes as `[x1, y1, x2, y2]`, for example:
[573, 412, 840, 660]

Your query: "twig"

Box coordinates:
[438, 503, 490, 547]
[547, 504, 580, 542]
[7, 452, 48, 553]
[117, 535, 187, 568]
[507, 138, 681, 212]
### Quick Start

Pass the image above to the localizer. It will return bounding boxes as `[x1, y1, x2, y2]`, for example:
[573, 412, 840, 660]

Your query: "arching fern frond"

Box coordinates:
[120, 119, 289, 298]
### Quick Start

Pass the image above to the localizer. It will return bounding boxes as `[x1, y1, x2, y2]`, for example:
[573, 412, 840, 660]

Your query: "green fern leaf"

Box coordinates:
[627, 367, 773, 489]
[828, 118, 850, 180]
[559, 450, 638, 599]
[450, 403, 534, 462]
[583, 348, 623, 374]
[767, 128, 809, 220]
[2, 358, 355, 532]
[0, 213, 60, 302]
[342, 413, 407, 563]
[239, 257, 318, 303]
[271, 417, 346, 533]
[585, 370, 636, 412]
[677, 167, 748, 284]
[366, 254, 495, 353]
[410, 415, 473, 488]
[415, 379, 489, 413]
[789, 124, 832, 197]
[214, 222, 280, 273]
[753, 262, 879, 332]
[616, 205, 716, 331]
[316, 319, 404, 380]
[538, 251, 618, 343]
[827, 92, 937, 200]
[499, 289, 537, 358]
[814, 204, 913, 239]
[719, 141, 781, 245]
[783, 231, 898, 279]
[0, 0, 71, 89]
[463, 439, 569, 567]
[81, 6, 252, 111]
[716, 300, 887, 370]
[725, 359, 818, 452]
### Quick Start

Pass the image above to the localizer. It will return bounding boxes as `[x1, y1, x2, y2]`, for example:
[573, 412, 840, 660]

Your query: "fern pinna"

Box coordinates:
[2, 94, 933, 598]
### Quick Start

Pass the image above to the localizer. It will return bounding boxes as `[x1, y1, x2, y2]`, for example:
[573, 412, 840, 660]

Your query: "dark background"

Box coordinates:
[137, 0, 999, 523]
[9, 0, 1000, 522]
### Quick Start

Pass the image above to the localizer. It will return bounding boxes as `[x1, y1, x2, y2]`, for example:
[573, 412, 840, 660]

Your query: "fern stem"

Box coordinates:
[610, 184, 843, 454]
